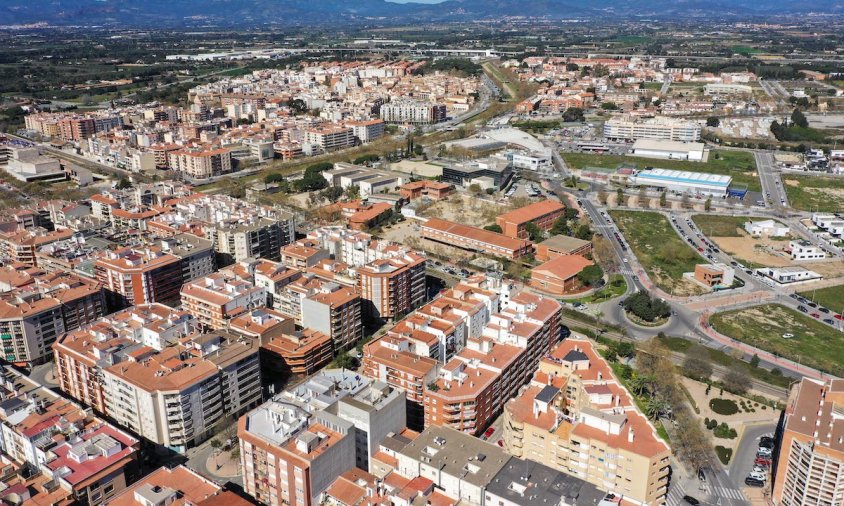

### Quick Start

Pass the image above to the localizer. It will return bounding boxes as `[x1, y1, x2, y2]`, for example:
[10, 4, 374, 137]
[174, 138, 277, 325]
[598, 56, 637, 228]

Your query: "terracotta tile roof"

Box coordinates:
[422, 218, 531, 251]
[497, 200, 565, 226]
[532, 254, 593, 280]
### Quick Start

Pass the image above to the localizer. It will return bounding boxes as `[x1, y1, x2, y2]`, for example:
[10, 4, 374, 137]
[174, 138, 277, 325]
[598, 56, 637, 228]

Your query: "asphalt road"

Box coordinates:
[729, 423, 779, 497]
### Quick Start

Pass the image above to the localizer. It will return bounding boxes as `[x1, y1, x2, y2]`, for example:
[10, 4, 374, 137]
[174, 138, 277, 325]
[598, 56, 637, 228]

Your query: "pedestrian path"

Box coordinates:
[665, 481, 686, 506]
[712, 485, 746, 501]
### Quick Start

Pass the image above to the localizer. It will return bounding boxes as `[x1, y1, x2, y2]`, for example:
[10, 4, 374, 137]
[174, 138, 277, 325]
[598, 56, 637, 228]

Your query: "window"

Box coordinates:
[104, 484, 114, 495]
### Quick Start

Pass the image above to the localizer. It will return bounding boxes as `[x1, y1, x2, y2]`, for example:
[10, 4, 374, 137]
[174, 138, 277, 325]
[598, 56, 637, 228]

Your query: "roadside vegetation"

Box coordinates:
[709, 304, 844, 377]
[797, 284, 844, 315]
[690, 215, 772, 237]
[781, 174, 844, 212]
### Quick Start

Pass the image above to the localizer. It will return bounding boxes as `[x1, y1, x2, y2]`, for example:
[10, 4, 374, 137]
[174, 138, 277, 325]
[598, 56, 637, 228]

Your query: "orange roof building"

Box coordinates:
[496, 200, 565, 239]
[529, 254, 593, 295]
[421, 218, 532, 260]
[502, 337, 671, 505]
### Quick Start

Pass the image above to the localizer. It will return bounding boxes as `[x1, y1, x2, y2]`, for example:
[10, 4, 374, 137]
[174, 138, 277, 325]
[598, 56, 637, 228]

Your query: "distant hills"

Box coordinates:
[1, 0, 843, 27]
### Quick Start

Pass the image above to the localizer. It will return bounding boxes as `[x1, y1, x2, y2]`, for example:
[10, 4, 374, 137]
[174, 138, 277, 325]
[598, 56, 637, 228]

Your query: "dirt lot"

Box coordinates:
[710, 233, 792, 268]
[805, 260, 844, 278]
[420, 193, 518, 228]
[379, 220, 475, 261]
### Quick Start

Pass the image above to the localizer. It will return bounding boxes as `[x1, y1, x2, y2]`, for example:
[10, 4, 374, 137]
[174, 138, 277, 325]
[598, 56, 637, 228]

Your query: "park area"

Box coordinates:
[798, 284, 844, 315]
[691, 214, 793, 268]
[609, 210, 705, 296]
[710, 303, 844, 377]
[783, 175, 844, 212]
[563, 149, 761, 191]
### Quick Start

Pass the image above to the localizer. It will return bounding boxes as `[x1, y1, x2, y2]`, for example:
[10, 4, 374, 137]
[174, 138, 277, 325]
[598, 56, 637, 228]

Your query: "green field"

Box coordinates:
[562, 149, 761, 191]
[566, 274, 628, 303]
[691, 215, 788, 238]
[782, 175, 844, 212]
[730, 45, 763, 55]
[710, 304, 844, 377]
[609, 210, 703, 295]
[798, 284, 844, 315]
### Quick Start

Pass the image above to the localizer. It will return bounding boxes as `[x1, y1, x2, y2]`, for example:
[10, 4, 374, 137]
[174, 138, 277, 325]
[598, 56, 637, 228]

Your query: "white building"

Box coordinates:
[507, 150, 552, 170]
[380, 101, 447, 125]
[306, 125, 355, 152]
[789, 240, 826, 261]
[704, 83, 753, 95]
[2, 146, 66, 183]
[812, 213, 844, 236]
[603, 116, 701, 142]
[627, 168, 731, 197]
[630, 139, 706, 162]
[744, 219, 790, 238]
[756, 266, 822, 285]
[347, 119, 386, 144]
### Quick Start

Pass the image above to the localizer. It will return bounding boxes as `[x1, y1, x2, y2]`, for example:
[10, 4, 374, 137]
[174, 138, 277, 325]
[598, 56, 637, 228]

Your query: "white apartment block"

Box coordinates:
[168, 147, 233, 179]
[380, 101, 447, 125]
[347, 119, 386, 143]
[789, 240, 826, 261]
[603, 116, 701, 141]
[306, 125, 355, 152]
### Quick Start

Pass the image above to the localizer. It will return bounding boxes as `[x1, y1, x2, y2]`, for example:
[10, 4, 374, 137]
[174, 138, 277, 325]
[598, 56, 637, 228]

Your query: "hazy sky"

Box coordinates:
[386, 0, 447, 3]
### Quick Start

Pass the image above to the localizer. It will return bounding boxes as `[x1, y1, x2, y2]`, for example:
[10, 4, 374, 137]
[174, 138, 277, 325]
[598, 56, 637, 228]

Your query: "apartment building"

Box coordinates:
[95, 246, 183, 309]
[773, 378, 844, 506]
[150, 194, 295, 264]
[281, 242, 330, 269]
[603, 116, 701, 142]
[347, 119, 386, 144]
[0, 365, 141, 506]
[53, 305, 262, 453]
[423, 289, 562, 435]
[180, 270, 268, 330]
[422, 217, 533, 259]
[396, 426, 510, 506]
[502, 337, 671, 505]
[273, 273, 363, 351]
[168, 146, 234, 179]
[496, 200, 566, 239]
[0, 266, 105, 365]
[282, 369, 407, 471]
[356, 251, 426, 320]
[0, 227, 73, 266]
[306, 125, 355, 152]
[239, 399, 356, 506]
[380, 101, 447, 125]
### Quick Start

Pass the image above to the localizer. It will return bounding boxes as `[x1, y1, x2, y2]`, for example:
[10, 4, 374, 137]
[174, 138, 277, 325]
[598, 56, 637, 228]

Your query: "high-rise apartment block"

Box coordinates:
[95, 247, 183, 309]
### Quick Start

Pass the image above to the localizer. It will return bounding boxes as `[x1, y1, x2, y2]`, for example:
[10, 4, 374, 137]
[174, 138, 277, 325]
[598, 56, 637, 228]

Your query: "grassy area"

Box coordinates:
[710, 304, 844, 377]
[608, 211, 701, 295]
[730, 45, 763, 55]
[566, 274, 627, 304]
[563, 149, 761, 191]
[798, 284, 844, 315]
[782, 175, 844, 212]
[691, 214, 784, 237]
[656, 335, 793, 389]
[643, 82, 664, 90]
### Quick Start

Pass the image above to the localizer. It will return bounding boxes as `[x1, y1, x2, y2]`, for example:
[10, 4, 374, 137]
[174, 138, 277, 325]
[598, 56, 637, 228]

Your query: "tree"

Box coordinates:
[684, 354, 713, 382]
[723, 366, 751, 395]
[524, 222, 545, 242]
[550, 217, 570, 236]
[562, 107, 585, 123]
[597, 190, 608, 205]
[704, 197, 712, 211]
[791, 108, 809, 128]
[288, 98, 308, 114]
[320, 186, 344, 203]
[706, 116, 720, 128]
[264, 172, 284, 184]
[468, 183, 483, 195]
[564, 207, 579, 220]
[333, 352, 358, 370]
[345, 185, 361, 200]
[681, 194, 691, 210]
[574, 223, 593, 241]
[577, 264, 604, 287]
[210, 438, 223, 451]
[749, 354, 760, 368]
[623, 292, 671, 322]
[484, 224, 503, 233]
[600, 101, 619, 110]
[616, 187, 624, 205]
[659, 191, 668, 208]
[115, 177, 132, 190]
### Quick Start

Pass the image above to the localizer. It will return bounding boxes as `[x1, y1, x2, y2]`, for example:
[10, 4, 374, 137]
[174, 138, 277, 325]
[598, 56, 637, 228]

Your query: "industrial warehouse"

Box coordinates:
[627, 168, 746, 197]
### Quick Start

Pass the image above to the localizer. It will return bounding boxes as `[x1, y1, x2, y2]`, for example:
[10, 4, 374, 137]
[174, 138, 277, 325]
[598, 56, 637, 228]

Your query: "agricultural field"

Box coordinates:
[710, 304, 844, 377]
[562, 149, 761, 191]
[609, 210, 704, 296]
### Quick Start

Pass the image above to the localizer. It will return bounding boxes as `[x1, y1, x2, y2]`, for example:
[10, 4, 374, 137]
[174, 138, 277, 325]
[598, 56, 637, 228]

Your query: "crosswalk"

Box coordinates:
[712, 485, 746, 500]
[665, 481, 686, 506]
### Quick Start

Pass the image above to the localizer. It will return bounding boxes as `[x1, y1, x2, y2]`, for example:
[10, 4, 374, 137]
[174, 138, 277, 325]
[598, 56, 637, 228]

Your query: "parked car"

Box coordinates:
[483, 427, 495, 439]
[745, 477, 765, 487]
[682, 496, 700, 506]
[819, 307, 830, 314]
[797, 305, 808, 313]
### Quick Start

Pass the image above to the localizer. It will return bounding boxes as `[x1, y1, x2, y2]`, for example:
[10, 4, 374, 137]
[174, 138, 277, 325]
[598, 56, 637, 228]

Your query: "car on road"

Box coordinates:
[811, 312, 821, 319]
[824, 318, 835, 325]
[819, 307, 830, 313]
[682, 496, 700, 505]
[483, 427, 495, 439]
[835, 314, 843, 320]
[697, 247, 704, 252]
[731, 261, 738, 266]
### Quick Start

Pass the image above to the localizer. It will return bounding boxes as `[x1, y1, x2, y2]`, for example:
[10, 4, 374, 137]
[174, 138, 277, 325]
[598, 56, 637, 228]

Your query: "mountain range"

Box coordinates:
[1, 0, 843, 27]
